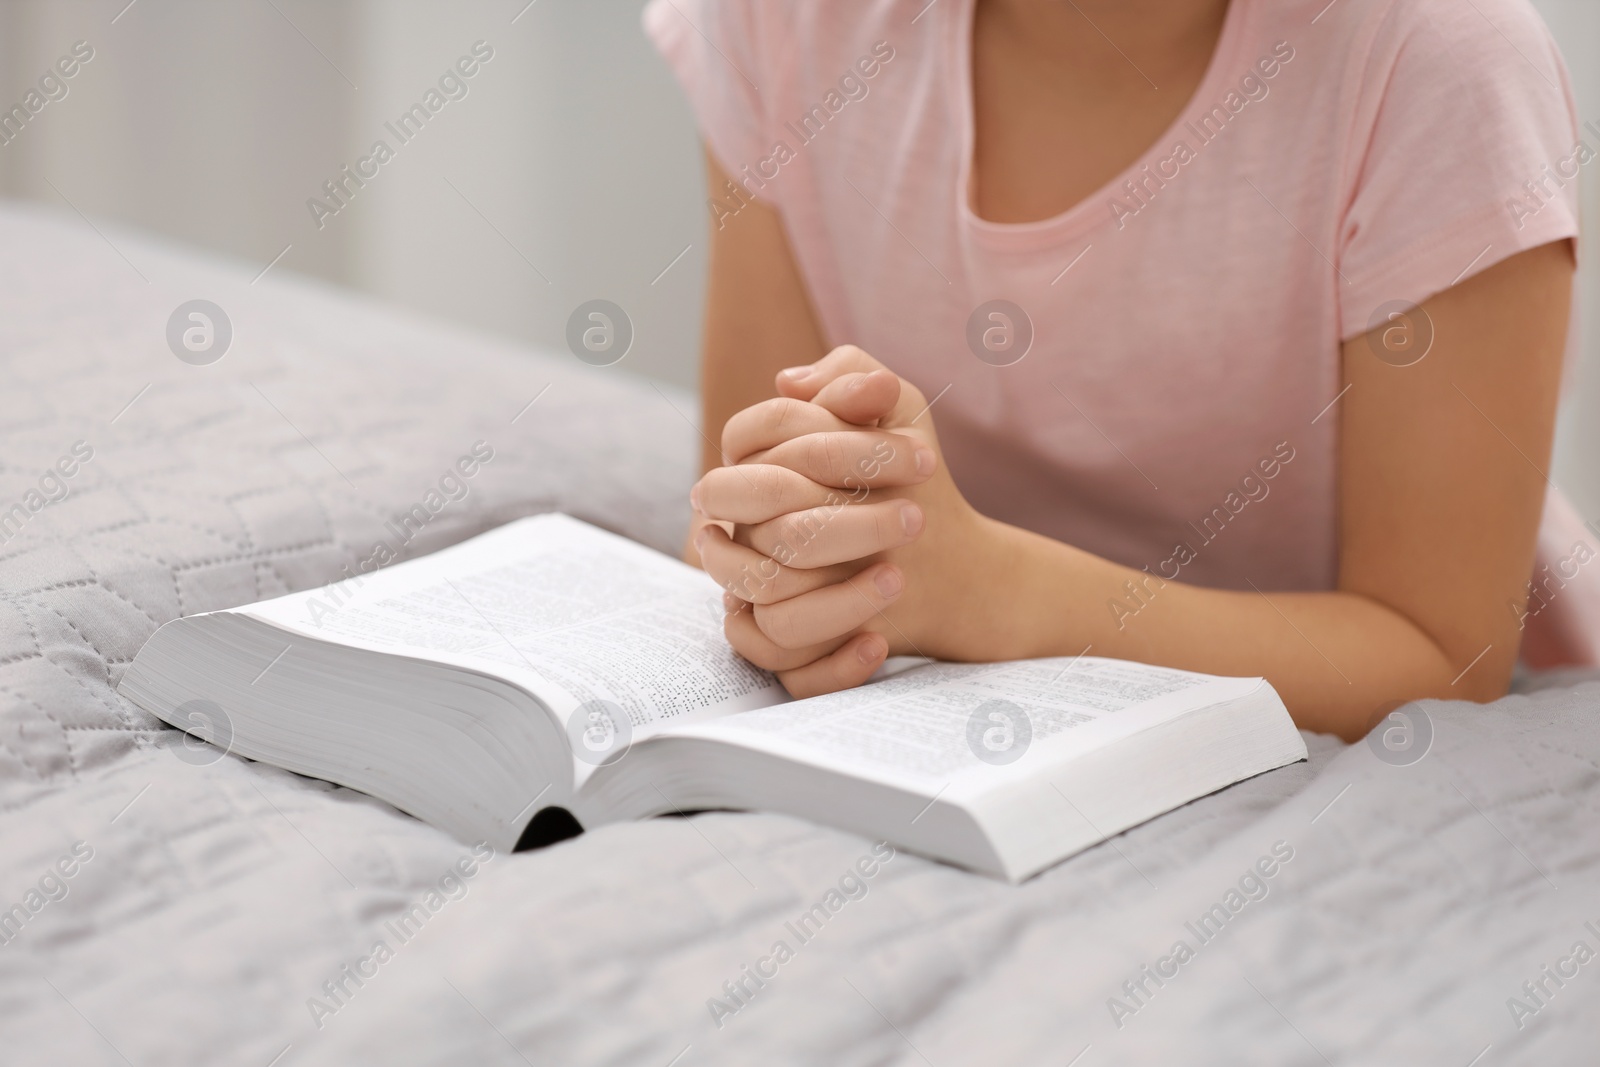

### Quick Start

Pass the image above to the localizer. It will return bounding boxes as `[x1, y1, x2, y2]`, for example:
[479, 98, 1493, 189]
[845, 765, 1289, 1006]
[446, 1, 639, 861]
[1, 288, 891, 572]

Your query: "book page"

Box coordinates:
[241, 515, 784, 737]
[669, 657, 1259, 792]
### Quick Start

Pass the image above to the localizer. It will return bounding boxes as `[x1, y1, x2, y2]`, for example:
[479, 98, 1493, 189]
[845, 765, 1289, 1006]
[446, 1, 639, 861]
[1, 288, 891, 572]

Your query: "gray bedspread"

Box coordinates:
[2, 202, 1597, 1065]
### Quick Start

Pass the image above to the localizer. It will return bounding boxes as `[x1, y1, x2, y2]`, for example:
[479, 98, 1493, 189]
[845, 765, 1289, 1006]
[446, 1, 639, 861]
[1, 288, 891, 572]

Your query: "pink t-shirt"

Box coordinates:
[647, 0, 1597, 661]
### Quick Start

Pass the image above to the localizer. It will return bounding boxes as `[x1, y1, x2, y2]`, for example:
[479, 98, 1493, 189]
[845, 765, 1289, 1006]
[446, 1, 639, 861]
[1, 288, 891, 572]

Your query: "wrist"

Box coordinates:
[924, 509, 1025, 662]
[961, 517, 1092, 662]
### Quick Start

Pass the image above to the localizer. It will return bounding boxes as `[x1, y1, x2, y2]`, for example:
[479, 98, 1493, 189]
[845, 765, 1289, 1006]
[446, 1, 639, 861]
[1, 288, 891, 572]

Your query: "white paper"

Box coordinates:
[673, 657, 1256, 790]
[242, 515, 784, 735]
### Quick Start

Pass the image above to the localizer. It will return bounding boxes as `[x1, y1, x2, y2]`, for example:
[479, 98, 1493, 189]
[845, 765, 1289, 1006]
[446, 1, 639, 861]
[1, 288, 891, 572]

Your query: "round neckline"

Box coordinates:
[953, 0, 1252, 250]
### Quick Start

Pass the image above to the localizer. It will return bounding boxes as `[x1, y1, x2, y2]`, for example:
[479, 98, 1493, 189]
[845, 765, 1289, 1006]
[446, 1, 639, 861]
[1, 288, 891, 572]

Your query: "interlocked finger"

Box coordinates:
[692, 464, 848, 526]
[696, 524, 857, 604]
[735, 499, 924, 569]
[752, 431, 933, 490]
[722, 604, 855, 672]
[775, 632, 889, 698]
[751, 562, 903, 649]
[721, 397, 857, 465]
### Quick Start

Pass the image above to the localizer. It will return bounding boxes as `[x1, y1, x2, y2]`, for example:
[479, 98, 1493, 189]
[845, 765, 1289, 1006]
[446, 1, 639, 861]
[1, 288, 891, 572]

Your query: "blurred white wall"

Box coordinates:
[0, 0, 706, 389]
[1538, 0, 1600, 519]
[0, 0, 1596, 514]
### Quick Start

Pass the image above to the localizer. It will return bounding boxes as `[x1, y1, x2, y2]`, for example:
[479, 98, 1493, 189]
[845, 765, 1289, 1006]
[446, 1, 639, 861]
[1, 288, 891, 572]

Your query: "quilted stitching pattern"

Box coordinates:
[0, 202, 695, 811]
[5, 203, 1600, 1066]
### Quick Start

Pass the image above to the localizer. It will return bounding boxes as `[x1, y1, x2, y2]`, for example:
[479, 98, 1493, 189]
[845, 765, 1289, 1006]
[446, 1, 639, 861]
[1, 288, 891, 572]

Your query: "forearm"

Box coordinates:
[972, 518, 1498, 739]
[688, 147, 830, 565]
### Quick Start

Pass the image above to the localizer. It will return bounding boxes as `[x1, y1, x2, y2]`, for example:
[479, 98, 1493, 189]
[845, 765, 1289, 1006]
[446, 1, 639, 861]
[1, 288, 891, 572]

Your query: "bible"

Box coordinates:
[119, 514, 1307, 881]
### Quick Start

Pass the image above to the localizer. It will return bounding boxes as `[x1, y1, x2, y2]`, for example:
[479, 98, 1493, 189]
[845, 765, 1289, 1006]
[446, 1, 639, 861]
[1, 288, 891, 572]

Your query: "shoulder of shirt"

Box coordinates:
[1302, 0, 1557, 53]
[675, 0, 901, 34]
[647, 1, 900, 56]
[707, 0, 907, 99]
[711, 0, 905, 55]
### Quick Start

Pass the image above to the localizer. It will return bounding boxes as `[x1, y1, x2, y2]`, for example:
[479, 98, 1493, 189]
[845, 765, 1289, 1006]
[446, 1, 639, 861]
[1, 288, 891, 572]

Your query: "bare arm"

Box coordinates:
[699, 242, 1574, 734]
[980, 242, 1572, 735]
[686, 147, 828, 563]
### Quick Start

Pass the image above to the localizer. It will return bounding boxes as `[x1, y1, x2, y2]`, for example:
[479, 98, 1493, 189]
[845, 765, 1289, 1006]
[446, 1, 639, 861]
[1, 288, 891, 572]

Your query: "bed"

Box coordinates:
[2, 201, 1596, 1065]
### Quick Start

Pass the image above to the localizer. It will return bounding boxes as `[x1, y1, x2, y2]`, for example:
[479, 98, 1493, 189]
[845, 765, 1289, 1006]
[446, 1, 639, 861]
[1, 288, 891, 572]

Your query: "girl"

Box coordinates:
[644, 0, 1589, 738]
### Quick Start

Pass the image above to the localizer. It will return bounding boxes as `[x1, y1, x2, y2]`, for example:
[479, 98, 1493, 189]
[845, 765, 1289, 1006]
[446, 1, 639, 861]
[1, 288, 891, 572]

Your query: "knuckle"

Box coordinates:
[771, 512, 803, 546]
[725, 618, 782, 670]
[753, 603, 803, 649]
[772, 512, 825, 566]
[798, 434, 833, 476]
[766, 532, 798, 568]
[739, 560, 787, 604]
[743, 580, 783, 606]
[756, 468, 789, 515]
[761, 398, 804, 439]
[720, 569, 761, 602]
[820, 435, 851, 480]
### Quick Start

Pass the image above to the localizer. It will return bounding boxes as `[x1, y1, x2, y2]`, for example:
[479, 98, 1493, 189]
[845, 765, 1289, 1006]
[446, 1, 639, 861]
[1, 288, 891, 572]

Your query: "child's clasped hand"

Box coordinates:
[692, 346, 1012, 697]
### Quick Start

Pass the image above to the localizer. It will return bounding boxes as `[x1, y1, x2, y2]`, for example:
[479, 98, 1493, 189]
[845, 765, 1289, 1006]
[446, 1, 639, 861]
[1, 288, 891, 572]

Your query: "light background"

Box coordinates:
[1, 0, 1596, 514]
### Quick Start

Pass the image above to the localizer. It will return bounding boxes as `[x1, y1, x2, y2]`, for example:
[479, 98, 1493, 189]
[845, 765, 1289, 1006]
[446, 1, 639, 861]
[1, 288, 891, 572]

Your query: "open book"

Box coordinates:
[118, 514, 1307, 882]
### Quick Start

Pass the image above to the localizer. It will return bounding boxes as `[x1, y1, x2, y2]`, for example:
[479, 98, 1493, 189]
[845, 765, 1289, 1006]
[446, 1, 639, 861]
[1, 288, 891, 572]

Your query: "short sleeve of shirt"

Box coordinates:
[643, 0, 776, 202]
[1336, 0, 1581, 341]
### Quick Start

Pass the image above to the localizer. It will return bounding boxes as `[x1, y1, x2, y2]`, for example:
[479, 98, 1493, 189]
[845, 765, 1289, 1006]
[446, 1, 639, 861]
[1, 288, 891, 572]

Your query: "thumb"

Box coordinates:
[804, 369, 901, 426]
[774, 344, 891, 401]
[775, 346, 926, 427]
